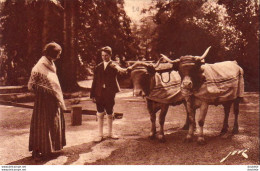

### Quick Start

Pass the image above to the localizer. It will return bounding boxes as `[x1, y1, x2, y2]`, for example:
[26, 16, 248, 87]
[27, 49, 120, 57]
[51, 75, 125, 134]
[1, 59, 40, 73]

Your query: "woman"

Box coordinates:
[28, 42, 66, 160]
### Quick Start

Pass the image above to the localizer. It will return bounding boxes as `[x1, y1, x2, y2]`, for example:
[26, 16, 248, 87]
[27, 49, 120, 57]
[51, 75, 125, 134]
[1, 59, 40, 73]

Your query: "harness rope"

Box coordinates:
[131, 66, 174, 83]
[155, 68, 174, 83]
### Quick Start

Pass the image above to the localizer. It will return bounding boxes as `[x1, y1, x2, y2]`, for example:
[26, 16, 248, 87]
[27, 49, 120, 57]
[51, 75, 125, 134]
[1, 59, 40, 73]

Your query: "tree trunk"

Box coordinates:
[59, 0, 79, 91]
[42, 0, 49, 47]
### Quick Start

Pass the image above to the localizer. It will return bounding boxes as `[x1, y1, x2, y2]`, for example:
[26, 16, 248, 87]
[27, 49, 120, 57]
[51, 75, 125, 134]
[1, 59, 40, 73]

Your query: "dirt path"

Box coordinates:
[0, 90, 259, 165]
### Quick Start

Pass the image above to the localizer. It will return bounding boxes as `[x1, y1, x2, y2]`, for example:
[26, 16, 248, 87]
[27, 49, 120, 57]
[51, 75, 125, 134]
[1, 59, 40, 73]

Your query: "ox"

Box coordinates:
[161, 47, 244, 144]
[128, 61, 190, 142]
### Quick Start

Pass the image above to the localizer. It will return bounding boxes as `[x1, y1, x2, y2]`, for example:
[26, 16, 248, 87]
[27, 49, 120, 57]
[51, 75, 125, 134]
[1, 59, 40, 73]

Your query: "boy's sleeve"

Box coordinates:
[112, 62, 129, 75]
[90, 68, 97, 98]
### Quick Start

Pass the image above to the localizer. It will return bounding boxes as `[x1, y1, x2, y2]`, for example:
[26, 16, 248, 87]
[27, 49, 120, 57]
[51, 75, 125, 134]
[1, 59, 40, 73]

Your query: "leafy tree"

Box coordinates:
[0, 0, 63, 86]
[218, 0, 259, 90]
[0, 0, 28, 85]
[0, 0, 138, 91]
[135, 16, 157, 60]
[76, 0, 132, 63]
[147, 0, 259, 91]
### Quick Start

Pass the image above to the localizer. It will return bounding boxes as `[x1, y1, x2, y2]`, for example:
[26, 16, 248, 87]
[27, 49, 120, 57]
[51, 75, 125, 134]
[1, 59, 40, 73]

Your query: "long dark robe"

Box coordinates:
[29, 88, 66, 155]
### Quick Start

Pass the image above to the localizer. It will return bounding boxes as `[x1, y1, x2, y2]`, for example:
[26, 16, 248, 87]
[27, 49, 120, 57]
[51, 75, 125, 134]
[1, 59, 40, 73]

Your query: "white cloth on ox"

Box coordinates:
[194, 61, 244, 103]
[146, 70, 182, 104]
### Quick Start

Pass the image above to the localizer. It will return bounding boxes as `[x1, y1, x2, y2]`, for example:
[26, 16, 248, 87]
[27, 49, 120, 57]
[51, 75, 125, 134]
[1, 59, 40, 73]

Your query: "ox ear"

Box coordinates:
[199, 66, 206, 82]
[147, 65, 156, 75]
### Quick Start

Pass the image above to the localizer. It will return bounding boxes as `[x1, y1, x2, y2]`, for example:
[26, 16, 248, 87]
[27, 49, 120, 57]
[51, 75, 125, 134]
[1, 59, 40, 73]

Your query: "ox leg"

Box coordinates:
[182, 116, 189, 130]
[182, 103, 190, 130]
[185, 98, 195, 142]
[158, 105, 169, 142]
[182, 103, 196, 130]
[149, 112, 156, 139]
[221, 102, 231, 135]
[147, 101, 158, 139]
[197, 102, 208, 145]
[232, 99, 239, 134]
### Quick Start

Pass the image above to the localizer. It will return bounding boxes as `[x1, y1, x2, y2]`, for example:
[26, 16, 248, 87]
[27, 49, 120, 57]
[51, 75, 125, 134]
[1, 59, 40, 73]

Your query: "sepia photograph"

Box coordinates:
[0, 0, 259, 170]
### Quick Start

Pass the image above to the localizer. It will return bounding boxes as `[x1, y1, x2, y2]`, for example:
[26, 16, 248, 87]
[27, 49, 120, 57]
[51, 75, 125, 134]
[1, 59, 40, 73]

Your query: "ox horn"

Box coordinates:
[127, 61, 149, 70]
[152, 57, 164, 68]
[160, 54, 180, 64]
[195, 46, 211, 61]
[128, 58, 164, 70]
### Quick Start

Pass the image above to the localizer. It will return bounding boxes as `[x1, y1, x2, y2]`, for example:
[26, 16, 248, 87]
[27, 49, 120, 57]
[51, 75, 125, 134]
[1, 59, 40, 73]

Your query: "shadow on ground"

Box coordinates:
[8, 142, 95, 165]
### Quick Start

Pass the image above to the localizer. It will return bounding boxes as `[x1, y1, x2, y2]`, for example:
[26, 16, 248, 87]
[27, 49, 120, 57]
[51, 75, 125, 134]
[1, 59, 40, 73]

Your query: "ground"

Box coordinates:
[0, 89, 259, 165]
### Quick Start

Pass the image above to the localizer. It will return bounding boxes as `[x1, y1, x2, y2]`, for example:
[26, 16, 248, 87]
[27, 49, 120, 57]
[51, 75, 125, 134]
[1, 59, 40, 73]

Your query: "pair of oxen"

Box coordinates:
[128, 47, 244, 145]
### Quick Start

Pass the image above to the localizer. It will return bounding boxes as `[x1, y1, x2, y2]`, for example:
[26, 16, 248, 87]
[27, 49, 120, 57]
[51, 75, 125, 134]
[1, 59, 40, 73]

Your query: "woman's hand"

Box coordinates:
[58, 101, 66, 110]
[91, 97, 96, 103]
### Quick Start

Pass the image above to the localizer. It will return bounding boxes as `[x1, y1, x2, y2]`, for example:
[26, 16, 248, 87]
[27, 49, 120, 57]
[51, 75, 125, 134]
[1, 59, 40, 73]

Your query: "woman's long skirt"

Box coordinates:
[29, 90, 66, 156]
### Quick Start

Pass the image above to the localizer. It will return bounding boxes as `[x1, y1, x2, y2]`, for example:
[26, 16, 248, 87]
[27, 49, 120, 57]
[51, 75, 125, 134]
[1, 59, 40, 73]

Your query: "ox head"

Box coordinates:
[161, 47, 211, 96]
[128, 59, 161, 97]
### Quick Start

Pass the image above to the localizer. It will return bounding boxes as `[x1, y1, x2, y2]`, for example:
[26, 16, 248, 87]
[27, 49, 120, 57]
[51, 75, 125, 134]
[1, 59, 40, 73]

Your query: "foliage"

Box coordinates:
[132, 16, 157, 60]
[0, 0, 258, 90]
[146, 0, 259, 91]
[0, 0, 138, 88]
[0, 0, 63, 85]
[0, 0, 29, 85]
[75, 0, 139, 65]
[218, 0, 259, 90]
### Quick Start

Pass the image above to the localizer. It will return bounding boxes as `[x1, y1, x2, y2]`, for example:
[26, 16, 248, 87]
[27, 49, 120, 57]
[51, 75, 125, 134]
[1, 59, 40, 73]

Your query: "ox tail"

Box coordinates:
[238, 64, 245, 102]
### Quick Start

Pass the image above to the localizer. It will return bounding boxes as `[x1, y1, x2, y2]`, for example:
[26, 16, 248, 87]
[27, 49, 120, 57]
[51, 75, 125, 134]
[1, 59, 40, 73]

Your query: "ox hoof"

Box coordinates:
[149, 133, 156, 140]
[158, 135, 166, 143]
[182, 124, 189, 130]
[220, 133, 229, 139]
[184, 135, 193, 143]
[220, 128, 228, 135]
[232, 128, 239, 134]
[197, 137, 206, 145]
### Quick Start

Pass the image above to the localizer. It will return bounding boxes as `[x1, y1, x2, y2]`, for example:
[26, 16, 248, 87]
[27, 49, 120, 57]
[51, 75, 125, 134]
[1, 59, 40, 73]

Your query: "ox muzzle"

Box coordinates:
[130, 69, 148, 97]
[133, 88, 144, 97]
[180, 76, 193, 97]
[181, 76, 193, 90]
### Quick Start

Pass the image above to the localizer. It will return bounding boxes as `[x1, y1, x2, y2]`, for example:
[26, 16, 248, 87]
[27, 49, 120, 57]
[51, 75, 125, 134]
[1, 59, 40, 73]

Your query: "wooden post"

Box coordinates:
[71, 106, 82, 126]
